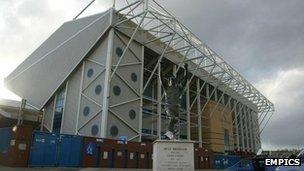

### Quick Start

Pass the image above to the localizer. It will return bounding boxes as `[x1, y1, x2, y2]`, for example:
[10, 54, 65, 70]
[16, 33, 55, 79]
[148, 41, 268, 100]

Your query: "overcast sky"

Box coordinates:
[0, 0, 303, 150]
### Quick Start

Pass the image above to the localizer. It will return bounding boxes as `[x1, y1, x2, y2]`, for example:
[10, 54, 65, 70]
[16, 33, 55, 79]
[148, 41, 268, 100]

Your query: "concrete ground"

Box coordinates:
[0, 165, 222, 171]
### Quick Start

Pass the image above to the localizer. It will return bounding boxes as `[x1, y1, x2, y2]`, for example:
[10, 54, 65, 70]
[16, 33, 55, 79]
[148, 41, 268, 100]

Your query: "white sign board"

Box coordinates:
[153, 140, 194, 171]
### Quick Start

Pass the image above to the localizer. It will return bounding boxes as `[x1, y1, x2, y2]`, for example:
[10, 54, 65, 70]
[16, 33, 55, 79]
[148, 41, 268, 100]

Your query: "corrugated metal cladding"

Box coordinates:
[0, 125, 33, 167]
[81, 137, 152, 169]
[29, 132, 83, 167]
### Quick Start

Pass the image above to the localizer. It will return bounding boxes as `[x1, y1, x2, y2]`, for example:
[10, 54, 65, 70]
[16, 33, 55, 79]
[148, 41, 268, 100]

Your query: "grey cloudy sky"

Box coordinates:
[0, 0, 303, 150]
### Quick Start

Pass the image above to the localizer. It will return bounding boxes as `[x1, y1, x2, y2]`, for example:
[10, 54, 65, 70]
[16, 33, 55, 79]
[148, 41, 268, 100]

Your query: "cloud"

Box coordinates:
[256, 67, 304, 149]
[159, 0, 304, 150]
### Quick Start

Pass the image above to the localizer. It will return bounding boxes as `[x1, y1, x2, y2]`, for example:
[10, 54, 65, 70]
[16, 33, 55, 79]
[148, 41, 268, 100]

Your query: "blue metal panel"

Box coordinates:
[0, 127, 12, 155]
[213, 155, 223, 169]
[227, 155, 241, 167]
[57, 134, 83, 167]
[213, 154, 241, 169]
[44, 133, 58, 166]
[29, 132, 83, 167]
[226, 158, 254, 171]
[29, 132, 59, 167]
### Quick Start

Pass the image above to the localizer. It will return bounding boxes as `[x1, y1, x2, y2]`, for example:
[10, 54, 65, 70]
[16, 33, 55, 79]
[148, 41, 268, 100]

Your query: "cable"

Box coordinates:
[73, 0, 96, 20]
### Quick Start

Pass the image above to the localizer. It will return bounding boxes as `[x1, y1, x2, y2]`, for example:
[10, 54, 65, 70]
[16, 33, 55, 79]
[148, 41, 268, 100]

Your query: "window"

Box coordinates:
[110, 125, 119, 137]
[116, 47, 123, 57]
[87, 68, 94, 78]
[113, 86, 121, 96]
[129, 109, 136, 120]
[131, 73, 138, 82]
[91, 125, 99, 136]
[52, 86, 66, 134]
[95, 85, 102, 95]
[83, 106, 90, 116]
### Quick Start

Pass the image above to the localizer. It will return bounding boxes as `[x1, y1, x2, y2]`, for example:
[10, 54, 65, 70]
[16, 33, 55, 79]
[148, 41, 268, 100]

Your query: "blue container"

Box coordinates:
[226, 158, 254, 171]
[29, 132, 58, 167]
[57, 134, 83, 167]
[29, 131, 83, 167]
[0, 127, 12, 155]
[213, 154, 241, 169]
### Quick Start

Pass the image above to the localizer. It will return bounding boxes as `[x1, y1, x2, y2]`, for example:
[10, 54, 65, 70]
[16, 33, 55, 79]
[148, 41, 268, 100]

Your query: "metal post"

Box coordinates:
[101, 29, 115, 138]
[243, 106, 249, 151]
[233, 101, 240, 150]
[186, 77, 190, 140]
[197, 78, 202, 147]
[113, 0, 116, 9]
[214, 88, 218, 102]
[206, 84, 210, 98]
[157, 63, 162, 140]
[239, 104, 245, 151]
[18, 99, 26, 125]
[139, 45, 145, 142]
[40, 109, 45, 131]
[249, 108, 254, 152]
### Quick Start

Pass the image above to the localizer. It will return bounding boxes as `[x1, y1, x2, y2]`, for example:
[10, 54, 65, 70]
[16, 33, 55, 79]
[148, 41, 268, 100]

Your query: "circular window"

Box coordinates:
[83, 106, 90, 116]
[95, 85, 102, 95]
[113, 86, 121, 96]
[110, 125, 119, 137]
[87, 68, 94, 78]
[116, 47, 123, 57]
[91, 125, 99, 136]
[129, 109, 136, 120]
[131, 73, 138, 82]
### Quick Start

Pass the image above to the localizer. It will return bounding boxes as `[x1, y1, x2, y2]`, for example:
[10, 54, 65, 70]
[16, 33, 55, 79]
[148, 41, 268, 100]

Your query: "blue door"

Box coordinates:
[57, 135, 82, 167]
[0, 128, 11, 155]
[44, 134, 58, 166]
[29, 132, 58, 167]
[30, 132, 82, 167]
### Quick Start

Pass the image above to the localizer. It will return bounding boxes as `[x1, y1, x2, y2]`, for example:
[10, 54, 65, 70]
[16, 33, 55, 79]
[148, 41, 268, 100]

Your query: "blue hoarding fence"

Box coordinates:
[225, 158, 254, 171]
[213, 154, 241, 169]
[29, 131, 83, 167]
[0, 127, 12, 155]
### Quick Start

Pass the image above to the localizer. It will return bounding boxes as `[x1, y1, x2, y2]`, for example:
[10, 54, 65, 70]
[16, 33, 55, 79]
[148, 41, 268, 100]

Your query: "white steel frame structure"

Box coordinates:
[75, 0, 274, 152]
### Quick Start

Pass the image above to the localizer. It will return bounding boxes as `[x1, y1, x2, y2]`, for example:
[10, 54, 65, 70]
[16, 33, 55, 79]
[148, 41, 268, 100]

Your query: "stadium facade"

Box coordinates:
[4, 0, 274, 154]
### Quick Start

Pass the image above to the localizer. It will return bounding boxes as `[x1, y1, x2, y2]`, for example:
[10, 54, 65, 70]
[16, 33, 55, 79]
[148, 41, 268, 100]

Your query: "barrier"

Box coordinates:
[82, 137, 103, 167]
[213, 154, 241, 169]
[194, 147, 212, 169]
[0, 127, 12, 165]
[29, 132, 83, 167]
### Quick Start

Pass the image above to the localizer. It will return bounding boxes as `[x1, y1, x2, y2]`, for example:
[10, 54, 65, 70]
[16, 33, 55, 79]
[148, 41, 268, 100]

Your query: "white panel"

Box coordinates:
[43, 98, 54, 131]
[83, 62, 105, 99]
[79, 113, 102, 137]
[5, 11, 111, 109]
[110, 100, 140, 130]
[61, 65, 82, 134]
[109, 76, 138, 105]
[78, 93, 103, 129]
[107, 111, 138, 139]
[111, 34, 141, 66]
[87, 35, 109, 64]
[116, 65, 141, 93]
[61, 34, 108, 135]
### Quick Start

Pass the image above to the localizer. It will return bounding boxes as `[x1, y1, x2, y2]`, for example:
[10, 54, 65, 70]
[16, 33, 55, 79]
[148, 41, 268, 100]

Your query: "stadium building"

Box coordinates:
[4, 0, 274, 154]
